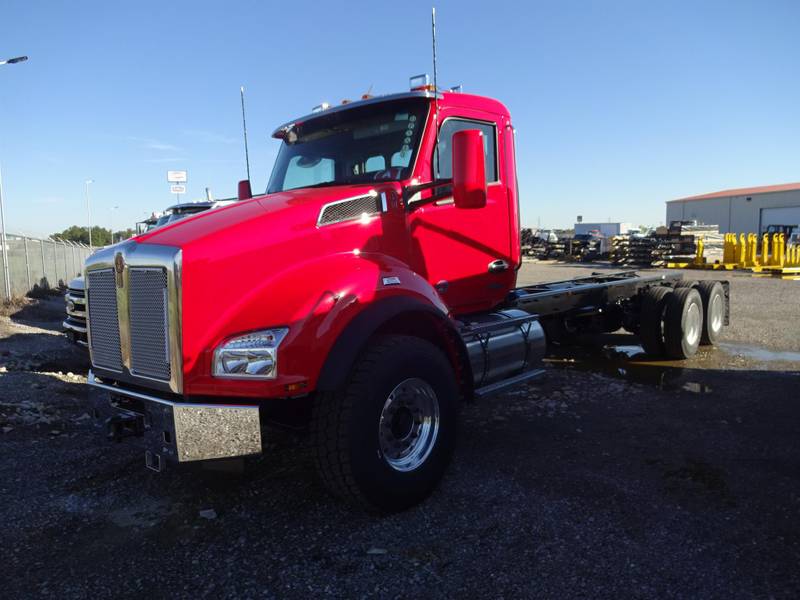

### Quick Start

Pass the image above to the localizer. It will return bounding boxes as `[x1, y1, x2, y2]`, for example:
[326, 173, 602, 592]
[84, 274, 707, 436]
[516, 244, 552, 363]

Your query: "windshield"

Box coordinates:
[267, 98, 429, 194]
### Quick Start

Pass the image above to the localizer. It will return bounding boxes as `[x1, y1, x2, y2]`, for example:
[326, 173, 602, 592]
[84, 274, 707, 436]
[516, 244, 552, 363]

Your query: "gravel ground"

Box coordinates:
[1, 264, 799, 598]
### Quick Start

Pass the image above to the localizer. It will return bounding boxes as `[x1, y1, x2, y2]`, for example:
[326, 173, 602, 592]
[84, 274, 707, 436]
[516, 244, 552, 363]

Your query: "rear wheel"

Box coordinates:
[311, 335, 459, 512]
[674, 279, 698, 289]
[663, 287, 704, 359]
[638, 286, 673, 357]
[697, 281, 725, 345]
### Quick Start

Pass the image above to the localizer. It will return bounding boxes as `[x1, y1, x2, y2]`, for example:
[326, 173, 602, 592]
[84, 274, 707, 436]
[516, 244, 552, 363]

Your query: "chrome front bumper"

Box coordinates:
[88, 371, 262, 470]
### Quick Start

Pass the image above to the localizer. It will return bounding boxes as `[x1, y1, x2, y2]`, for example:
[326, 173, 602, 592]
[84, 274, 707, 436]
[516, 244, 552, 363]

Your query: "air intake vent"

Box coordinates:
[318, 193, 381, 226]
[129, 267, 171, 381]
[87, 269, 122, 371]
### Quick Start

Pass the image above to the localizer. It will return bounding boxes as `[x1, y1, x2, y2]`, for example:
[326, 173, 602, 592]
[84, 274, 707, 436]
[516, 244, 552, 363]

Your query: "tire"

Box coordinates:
[311, 335, 459, 513]
[674, 279, 698, 289]
[697, 281, 725, 345]
[663, 287, 704, 359]
[638, 286, 673, 357]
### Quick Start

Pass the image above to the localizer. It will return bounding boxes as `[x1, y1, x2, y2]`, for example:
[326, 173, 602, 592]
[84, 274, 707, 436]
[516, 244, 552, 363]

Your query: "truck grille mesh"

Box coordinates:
[129, 268, 171, 380]
[318, 194, 380, 226]
[87, 269, 122, 371]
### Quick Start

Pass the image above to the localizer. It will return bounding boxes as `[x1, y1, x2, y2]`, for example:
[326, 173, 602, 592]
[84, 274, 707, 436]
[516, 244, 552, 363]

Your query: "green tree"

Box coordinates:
[51, 225, 112, 246]
[114, 228, 135, 242]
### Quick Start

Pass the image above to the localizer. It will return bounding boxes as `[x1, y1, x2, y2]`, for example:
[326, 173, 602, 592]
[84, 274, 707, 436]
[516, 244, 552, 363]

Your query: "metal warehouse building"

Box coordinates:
[666, 182, 800, 234]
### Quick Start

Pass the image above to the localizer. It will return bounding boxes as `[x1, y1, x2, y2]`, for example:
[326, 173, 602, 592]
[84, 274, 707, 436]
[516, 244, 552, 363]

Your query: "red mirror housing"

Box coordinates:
[238, 179, 253, 201]
[451, 129, 487, 209]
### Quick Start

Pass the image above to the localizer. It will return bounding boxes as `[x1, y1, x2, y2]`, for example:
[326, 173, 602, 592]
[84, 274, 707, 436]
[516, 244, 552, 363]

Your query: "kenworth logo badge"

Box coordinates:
[114, 252, 125, 288]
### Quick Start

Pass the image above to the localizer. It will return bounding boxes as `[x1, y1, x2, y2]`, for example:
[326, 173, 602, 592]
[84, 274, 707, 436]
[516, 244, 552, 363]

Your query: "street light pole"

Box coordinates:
[110, 205, 118, 244]
[0, 163, 11, 299]
[85, 179, 94, 249]
[0, 55, 29, 299]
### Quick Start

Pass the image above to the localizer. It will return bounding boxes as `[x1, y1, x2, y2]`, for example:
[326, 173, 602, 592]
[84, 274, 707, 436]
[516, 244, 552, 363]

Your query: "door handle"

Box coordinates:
[488, 259, 510, 273]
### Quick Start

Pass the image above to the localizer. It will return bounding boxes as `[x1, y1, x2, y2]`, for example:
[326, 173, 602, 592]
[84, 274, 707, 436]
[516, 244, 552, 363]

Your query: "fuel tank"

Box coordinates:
[460, 309, 546, 388]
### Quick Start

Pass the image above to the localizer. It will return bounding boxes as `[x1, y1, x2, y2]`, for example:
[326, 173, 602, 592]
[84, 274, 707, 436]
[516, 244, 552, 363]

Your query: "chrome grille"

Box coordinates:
[87, 269, 122, 371]
[318, 193, 380, 226]
[129, 267, 171, 380]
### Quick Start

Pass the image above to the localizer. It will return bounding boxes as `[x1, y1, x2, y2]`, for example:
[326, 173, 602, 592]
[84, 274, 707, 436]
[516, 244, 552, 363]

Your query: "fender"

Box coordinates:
[316, 294, 468, 392]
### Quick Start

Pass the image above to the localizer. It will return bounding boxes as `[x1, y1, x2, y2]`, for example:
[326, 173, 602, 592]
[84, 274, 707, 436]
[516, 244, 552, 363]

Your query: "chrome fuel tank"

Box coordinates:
[460, 309, 546, 387]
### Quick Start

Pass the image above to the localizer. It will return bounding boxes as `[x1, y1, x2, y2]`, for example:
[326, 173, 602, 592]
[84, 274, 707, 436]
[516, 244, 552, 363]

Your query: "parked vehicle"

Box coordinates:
[84, 80, 730, 512]
[63, 277, 87, 346]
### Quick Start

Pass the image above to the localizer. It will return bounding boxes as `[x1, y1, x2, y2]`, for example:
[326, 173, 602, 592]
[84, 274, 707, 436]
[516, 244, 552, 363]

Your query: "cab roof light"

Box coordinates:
[409, 73, 430, 90]
[312, 102, 330, 113]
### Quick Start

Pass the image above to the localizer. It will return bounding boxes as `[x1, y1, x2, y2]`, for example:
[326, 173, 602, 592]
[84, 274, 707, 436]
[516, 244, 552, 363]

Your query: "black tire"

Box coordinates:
[697, 281, 725, 345]
[674, 279, 698, 289]
[311, 335, 459, 513]
[663, 287, 704, 359]
[639, 286, 673, 357]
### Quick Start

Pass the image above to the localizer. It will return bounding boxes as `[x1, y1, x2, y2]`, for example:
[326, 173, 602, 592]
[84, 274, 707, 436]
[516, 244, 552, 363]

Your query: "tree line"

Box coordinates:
[50, 225, 135, 246]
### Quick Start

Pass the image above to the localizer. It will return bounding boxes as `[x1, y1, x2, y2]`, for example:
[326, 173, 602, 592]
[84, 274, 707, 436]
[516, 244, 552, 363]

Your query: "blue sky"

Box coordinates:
[1, 0, 798, 237]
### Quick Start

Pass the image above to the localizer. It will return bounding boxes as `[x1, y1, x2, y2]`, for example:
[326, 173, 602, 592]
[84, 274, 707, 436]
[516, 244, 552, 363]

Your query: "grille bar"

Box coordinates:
[129, 268, 171, 381]
[87, 269, 122, 371]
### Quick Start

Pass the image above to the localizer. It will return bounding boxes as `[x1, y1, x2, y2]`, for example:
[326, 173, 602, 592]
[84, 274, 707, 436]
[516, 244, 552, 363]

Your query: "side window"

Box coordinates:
[433, 119, 497, 182]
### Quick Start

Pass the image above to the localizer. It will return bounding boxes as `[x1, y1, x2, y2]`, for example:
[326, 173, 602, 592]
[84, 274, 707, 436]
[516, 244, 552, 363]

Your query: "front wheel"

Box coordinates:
[311, 335, 459, 512]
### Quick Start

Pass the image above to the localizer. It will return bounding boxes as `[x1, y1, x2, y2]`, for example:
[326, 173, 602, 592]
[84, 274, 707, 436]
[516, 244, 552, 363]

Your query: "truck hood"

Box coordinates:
[135, 184, 380, 250]
[130, 182, 415, 396]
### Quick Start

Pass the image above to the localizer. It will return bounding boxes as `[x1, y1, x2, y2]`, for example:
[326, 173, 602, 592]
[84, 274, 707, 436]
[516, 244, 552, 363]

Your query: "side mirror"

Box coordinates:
[451, 129, 487, 209]
[238, 179, 253, 201]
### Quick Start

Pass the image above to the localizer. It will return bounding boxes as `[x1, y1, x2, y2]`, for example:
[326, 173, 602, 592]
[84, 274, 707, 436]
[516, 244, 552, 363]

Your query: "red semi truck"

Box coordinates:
[86, 80, 729, 512]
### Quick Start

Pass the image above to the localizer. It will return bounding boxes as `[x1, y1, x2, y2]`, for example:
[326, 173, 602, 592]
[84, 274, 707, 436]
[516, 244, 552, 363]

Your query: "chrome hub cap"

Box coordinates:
[685, 302, 701, 346]
[378, 378, 440, 472]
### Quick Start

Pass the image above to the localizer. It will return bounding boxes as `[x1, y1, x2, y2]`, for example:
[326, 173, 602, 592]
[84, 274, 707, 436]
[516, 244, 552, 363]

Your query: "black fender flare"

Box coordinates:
[316, 295, 469, 392]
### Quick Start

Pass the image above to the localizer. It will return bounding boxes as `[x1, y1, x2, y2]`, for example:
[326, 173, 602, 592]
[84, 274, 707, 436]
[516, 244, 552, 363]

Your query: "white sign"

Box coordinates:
[170, 184, 186, 194]
[167, 170, 187, 183]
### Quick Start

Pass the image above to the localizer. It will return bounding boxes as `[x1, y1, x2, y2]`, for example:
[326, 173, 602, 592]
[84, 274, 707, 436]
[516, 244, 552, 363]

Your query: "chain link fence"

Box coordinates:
[0, 234, 92, 300]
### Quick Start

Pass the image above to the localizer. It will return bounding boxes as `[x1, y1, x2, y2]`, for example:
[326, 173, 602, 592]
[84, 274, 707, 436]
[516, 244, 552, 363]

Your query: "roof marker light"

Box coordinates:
[409, 74, 430, 90]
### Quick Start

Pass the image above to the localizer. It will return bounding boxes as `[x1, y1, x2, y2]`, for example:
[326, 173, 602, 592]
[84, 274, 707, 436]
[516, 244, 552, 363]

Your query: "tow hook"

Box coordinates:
[105, 413, 144, 442]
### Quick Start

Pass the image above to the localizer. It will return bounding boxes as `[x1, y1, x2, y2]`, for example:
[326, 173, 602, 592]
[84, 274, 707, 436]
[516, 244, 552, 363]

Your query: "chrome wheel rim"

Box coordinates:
[685, 301, 701, 346]
[709, 293, 723, 332]
[378, 378, 440, 472]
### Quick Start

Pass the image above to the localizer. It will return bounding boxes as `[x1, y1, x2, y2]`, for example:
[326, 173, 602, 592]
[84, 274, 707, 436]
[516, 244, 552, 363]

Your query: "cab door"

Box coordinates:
[408, 108, 513, 314]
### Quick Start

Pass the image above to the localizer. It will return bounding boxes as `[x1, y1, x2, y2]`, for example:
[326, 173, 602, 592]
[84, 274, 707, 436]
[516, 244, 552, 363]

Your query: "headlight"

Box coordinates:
[212, 328, 288, 379]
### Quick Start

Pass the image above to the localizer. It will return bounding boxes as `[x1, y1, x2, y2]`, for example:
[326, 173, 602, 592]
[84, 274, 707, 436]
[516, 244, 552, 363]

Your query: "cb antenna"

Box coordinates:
[240, 85, 251, 182]
[432, 6, 441, 176]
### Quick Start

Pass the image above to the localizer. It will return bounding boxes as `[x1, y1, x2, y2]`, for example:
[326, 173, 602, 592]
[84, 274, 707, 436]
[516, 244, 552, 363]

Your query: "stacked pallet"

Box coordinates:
[670, 223, 724, 263]
[610, 235, 659, 265]
[608, 223, 724, 267]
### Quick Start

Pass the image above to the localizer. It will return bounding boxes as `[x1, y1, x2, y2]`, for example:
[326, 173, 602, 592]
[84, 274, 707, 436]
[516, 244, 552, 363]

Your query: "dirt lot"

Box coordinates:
[2, 263, 799, 598]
